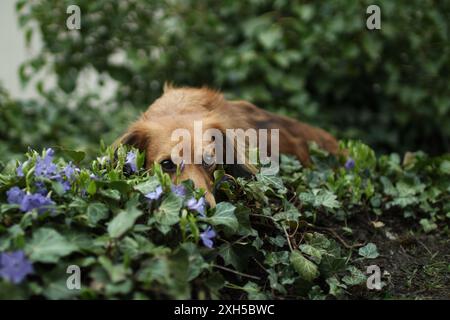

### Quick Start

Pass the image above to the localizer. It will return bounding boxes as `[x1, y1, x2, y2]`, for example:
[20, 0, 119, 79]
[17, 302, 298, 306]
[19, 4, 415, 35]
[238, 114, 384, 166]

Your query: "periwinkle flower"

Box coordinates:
[16, 163, 24, 177]
[35, 182, 48, 195]
[145, 185, 163, 201]
[200, 226, 216, 248]
[63, 162, 78, 181]
[7, 186, 54, 213]
[7, 187, 25, 205]
[60, 179, 72, 192]
[20, 193, 55, 214]
[0, 251, 34, 284]
[171, 184, 187, 198]
[345, 158, 355, 170]
[125, 151, 138, 174]
[35, 148, 57, 178]
[186, 197, 206, 216]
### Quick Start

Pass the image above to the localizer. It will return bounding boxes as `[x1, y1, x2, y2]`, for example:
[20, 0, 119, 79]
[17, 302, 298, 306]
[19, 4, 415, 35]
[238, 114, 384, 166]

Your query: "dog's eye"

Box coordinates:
[160, 159, 176, 172]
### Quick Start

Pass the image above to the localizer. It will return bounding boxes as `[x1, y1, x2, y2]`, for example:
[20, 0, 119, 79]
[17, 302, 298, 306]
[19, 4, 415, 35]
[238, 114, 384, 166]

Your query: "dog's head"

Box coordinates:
[117, 85, 256, 207]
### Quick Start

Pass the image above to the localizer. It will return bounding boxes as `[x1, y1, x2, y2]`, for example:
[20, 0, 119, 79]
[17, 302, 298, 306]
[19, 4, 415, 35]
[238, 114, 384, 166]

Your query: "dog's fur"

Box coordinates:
[118, 85, 338, 206]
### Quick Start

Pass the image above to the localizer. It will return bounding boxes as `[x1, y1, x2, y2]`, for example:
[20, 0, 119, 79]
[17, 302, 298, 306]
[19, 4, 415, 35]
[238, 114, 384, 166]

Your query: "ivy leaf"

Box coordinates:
[299, 244, 324, 264]
[342, 266, 367, 286]
[256, 173, 287, 194]
[108, 201, 143, 238]
[26, 228, 77, 263]
[205, 202, 238, 232]
[55, 147, 86, 163]
[439, 160, 450, 174]
[154, 193, 182, 232]
[134, 176, 160, 194]
[326, 276, 347, 297]
[218, 243, 254, 271]
[299, 189, 340, 209]
[290, 250, 319, 282]
[419, 218, 438, 233]
[87, 202, 109, 226]
[358, 243, 379, 259]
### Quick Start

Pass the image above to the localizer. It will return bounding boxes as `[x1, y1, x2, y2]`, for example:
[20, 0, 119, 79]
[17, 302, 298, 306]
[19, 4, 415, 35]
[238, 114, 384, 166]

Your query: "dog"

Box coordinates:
[118, 85, 339, 206]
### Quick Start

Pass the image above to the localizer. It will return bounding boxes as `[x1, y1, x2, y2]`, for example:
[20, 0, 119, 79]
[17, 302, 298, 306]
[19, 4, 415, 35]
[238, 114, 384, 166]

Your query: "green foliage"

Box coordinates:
[0, 141, 448, 299]
[14, 0, 450, 154]
[0, 85, 137, 163]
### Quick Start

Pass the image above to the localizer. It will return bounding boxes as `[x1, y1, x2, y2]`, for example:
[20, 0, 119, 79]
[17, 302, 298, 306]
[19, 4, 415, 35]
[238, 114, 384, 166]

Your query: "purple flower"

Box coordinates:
[7, 187, 54, 214]
[20, 193, 55, 214]
[50, 174, 71, 192]
[60, 179, 72, 192]
[7, 187, 25, 205]
[200, 226, 216, 248]
[171, 184, 186, 198]
[63, 162, 78, 181]
[186, 197, 206, 216]
[16, 163, 24, 177]
[35, 182, 48, 195]
[345, 158, 355, 170]
[0, 251, 34, 284]
[35, 148, 57, 178]
[125, 151, 138, 173]
[145, 185, 163, 201]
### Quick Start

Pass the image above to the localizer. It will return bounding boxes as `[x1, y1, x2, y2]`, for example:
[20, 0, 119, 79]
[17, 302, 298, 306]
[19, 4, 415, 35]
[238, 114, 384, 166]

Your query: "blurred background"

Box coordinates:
[1, 0, 449, 163]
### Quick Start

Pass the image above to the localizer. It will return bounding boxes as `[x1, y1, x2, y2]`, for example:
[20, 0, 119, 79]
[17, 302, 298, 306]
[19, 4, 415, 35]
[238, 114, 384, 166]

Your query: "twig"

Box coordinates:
[212, 264, 261, 280]
[283, 224, 294, 251]
[311, 225, 365, 249]
[252, 257, 269, 274]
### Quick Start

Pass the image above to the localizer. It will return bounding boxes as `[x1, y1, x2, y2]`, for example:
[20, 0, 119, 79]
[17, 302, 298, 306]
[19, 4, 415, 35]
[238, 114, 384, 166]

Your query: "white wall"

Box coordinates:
[0, 0, 41, 99]
[0, 0, 118, 103]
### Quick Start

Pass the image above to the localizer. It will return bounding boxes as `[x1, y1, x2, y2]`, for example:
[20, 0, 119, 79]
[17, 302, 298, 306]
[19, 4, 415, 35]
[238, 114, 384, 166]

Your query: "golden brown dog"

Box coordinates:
[118, 85, 338, 206]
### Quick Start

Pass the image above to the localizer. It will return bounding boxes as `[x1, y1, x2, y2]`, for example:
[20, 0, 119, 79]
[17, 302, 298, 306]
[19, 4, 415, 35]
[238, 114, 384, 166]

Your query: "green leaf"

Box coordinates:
[358, 243, 379, 259]
[99, 256, 129, 283]
[86, 180, 97, 195]
[342, 266, 366, 286]
[290, 250, 319, 282]
[26, 228, 77, 263]
[419, 218, 438, 233]
[154, 193, 182, 231]
[439, 160, 450, 174]
[299, 244, 324, 264]
[299, 189, 340, 209]
[134, 176, 160, 194]
[108, 203, 143, 238]
[326, 276, 347, 297]
[206, 202, 238, 232]
[56, 148, 85, 163]
[87, 202, 109, 226]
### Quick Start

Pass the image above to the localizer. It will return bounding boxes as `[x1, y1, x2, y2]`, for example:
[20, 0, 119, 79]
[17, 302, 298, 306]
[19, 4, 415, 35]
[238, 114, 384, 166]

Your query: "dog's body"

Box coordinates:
[120, 85, 338, 205]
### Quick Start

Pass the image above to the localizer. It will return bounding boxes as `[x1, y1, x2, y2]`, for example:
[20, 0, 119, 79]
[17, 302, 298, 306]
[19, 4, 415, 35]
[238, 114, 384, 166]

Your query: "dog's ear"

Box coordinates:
[114, 119, 151, 151]
[207, 120, 258, 179]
